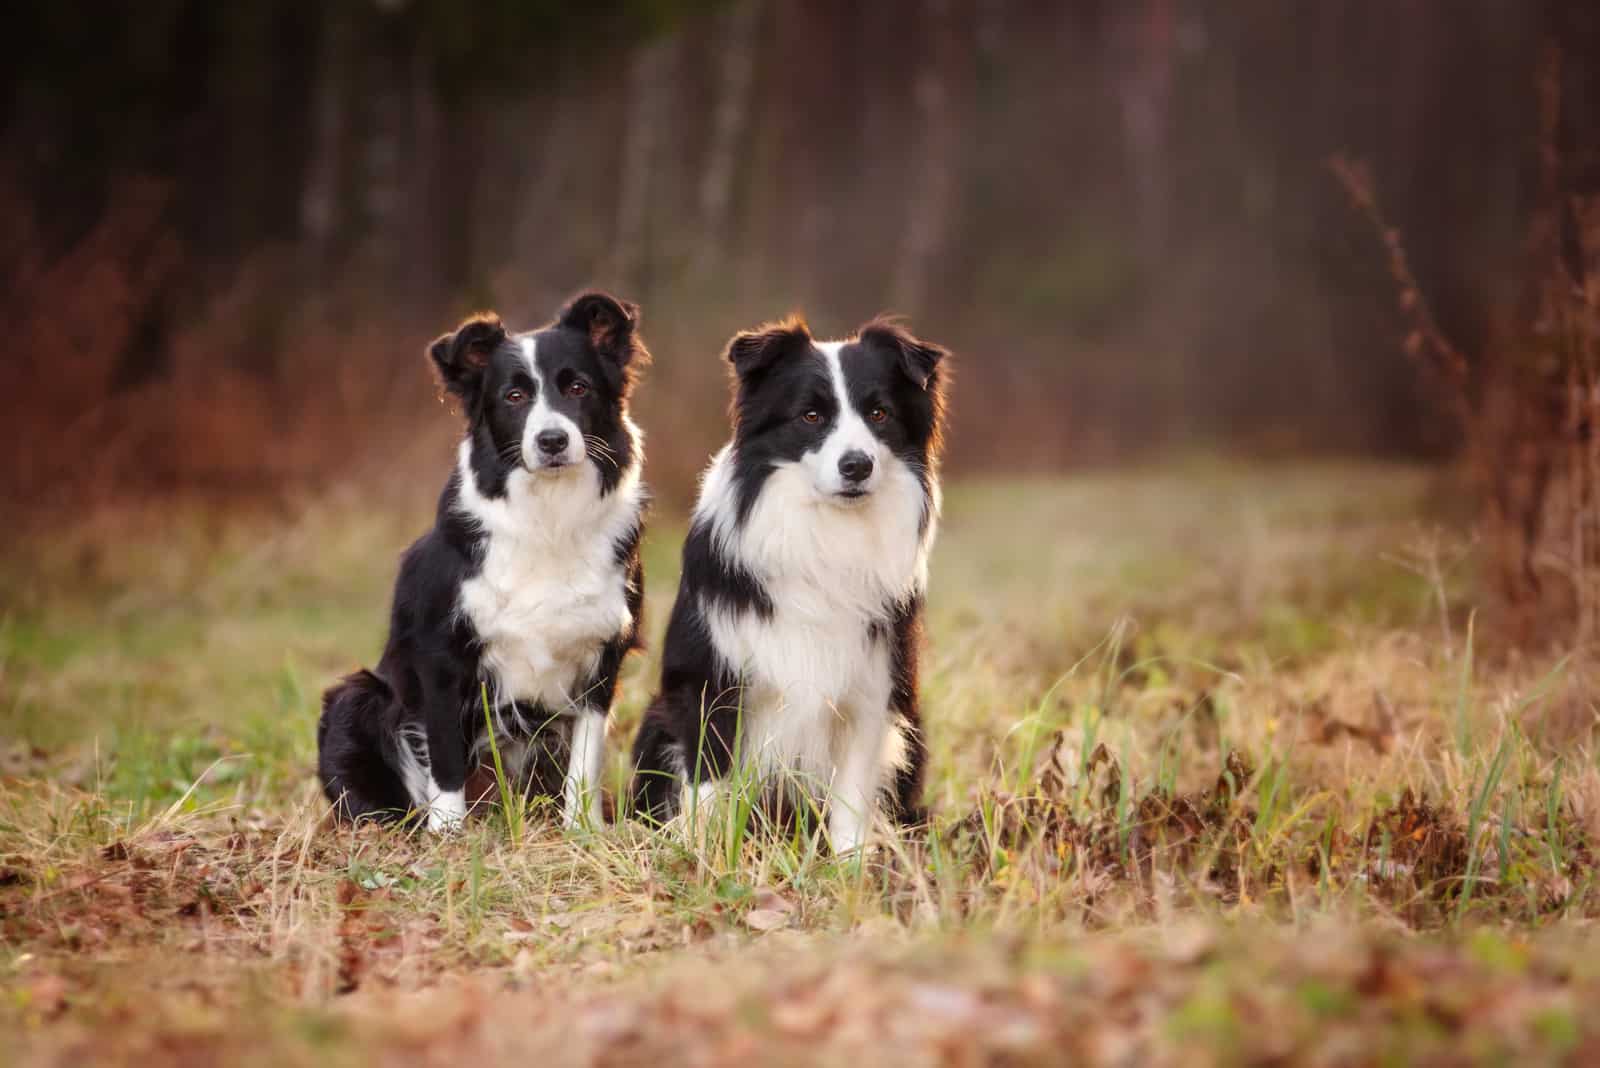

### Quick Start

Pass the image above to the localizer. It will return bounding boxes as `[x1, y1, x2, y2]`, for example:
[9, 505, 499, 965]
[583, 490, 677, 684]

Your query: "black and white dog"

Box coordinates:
[630, 316, 948, 851]
[318, 292, 649, 831]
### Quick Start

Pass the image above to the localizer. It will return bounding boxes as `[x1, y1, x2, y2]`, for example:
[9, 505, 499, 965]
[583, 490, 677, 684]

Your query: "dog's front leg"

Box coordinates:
[562, 711, 607, 829]
[563, 640, 631, 830]
[827, 702, 890, 855]
[418, 668, 469, 833]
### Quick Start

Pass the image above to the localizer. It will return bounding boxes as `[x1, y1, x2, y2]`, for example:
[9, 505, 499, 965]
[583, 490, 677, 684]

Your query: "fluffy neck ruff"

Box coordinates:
[696, 443, 936, 626]
[454, 428, 644, 549]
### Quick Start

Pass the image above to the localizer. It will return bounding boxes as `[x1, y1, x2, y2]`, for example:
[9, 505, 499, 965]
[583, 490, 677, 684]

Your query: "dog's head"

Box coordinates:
[430, 292, 647, 496]
[724, 315, 948, 508]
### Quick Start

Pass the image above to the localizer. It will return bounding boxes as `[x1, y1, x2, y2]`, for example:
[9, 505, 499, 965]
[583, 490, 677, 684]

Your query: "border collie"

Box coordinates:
[630, 316, 949, 851]
[318, 292, 649, 831]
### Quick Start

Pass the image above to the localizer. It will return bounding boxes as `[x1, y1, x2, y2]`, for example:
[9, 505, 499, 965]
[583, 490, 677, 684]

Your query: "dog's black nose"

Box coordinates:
[536, 429, 569, 456]
[838, 450, 874, 483]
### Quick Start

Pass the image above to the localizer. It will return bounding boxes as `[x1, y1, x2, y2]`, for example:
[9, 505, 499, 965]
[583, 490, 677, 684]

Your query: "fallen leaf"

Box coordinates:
[751, 887, 796, 914]
[25, 973, 69, 1019]
[744, 908, 791, 932]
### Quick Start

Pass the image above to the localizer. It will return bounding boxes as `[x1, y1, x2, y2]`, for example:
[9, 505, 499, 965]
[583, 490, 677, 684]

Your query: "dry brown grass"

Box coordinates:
[3, 464, 1599, 1064]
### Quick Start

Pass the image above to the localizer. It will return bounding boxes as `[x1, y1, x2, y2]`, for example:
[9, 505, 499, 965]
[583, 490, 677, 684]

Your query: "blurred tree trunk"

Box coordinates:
[694, 0, 762, 274]
[889, 0, 972, 318]
[505, 73, 591, 314]
[1115, 0, 1174, 273]
[409, 35, 449, 306]
[754, 0, 844, 310]
[613, 36, 679, 293]
[216, 4, 320, 377]
[366, 28, 416, 296]
[299, 6, 349, 287]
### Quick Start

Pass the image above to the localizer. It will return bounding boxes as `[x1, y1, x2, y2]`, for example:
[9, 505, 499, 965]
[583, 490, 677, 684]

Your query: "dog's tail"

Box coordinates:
[318, 669, 409, 823]
[629, 699, 682, 824]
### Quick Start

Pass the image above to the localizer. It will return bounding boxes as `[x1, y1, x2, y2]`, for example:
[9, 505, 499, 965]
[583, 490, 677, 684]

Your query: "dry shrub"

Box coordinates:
[1334, 48, 1600, 655]
[0, 174, 180, 506]
[942, 728, 1595, 928]
[938, 738, 1261, 922]
[0, 176, 451, 530]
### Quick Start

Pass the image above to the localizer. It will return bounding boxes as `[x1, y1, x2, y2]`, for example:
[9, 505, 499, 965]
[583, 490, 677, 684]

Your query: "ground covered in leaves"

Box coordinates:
[4, 464, 1597, 1065]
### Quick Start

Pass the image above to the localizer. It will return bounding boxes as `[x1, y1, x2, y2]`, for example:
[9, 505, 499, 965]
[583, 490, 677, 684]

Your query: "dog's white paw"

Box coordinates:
[426, 789, 467, 834]
[828, 806, 870, 856]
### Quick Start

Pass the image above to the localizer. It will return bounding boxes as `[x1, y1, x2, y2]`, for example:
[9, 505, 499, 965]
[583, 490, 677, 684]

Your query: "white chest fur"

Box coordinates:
[699, 446, 936, 782]
[454, 442, 642, 716]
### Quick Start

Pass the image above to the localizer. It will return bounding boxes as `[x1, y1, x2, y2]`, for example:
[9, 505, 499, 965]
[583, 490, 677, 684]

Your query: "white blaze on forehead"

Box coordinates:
[810, 340, 882, 494]
[815, 341, 848, 411]
[519, 335, 544, 401]
[817, 341, 876, 449]
[518, 333, 584, 468]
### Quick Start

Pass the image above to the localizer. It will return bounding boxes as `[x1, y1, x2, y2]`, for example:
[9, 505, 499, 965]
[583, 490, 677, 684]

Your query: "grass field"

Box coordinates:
[5, 462, 1599, 1066]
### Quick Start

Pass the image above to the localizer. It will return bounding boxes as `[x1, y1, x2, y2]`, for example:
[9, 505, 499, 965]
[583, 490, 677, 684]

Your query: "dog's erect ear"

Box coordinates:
[559, 291, 645, 389]
[859, 319, 948, 390]
[726, 317, 812, 380]
[430, 313, 506, 399]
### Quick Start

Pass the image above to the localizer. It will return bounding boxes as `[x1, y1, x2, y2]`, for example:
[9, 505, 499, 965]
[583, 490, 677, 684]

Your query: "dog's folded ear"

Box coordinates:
[859, 319, 948, 391]
[560, 291, 647, 390]
[430, 313, 506, 399]
[726, 317, 812, 379]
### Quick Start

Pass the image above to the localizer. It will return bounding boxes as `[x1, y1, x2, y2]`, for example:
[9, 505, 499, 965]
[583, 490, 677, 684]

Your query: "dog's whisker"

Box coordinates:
[582, 436, 619, 470]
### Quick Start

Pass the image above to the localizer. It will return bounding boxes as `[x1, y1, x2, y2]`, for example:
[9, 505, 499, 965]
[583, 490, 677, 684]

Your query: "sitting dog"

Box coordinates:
[630, 316, 949, 851]
[318, 292, 649, 830]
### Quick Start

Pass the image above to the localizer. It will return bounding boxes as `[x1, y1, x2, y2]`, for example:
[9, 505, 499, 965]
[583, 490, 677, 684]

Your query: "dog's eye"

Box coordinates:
[565, 380, 590, 398]
[868, 406, 889, 424]
[504, 388, 527, 405]
[800, 410, 822, 425]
